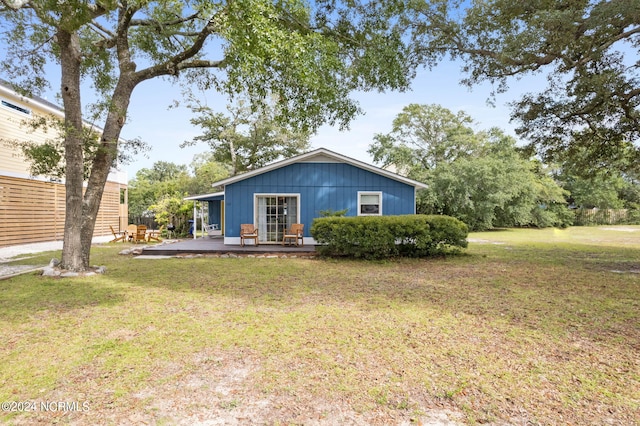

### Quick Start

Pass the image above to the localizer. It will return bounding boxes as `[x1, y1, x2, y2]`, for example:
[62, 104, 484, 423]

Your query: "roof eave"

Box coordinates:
[184, 191, 225, 201]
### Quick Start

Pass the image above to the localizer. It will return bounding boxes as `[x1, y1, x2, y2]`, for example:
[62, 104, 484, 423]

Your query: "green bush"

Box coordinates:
[310, 215, 468, 259]
[625, 208, 640, 224]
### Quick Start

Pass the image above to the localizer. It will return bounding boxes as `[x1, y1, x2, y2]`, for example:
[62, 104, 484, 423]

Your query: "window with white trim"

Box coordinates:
[358, 191, 382, 216]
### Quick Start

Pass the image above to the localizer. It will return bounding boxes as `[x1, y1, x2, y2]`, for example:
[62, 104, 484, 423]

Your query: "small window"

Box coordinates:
[1, 99, 31, 115]
[358, 191, 382, 216]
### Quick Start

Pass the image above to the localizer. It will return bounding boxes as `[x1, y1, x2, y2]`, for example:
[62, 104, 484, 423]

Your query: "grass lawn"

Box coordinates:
[1, 226, 639, 425]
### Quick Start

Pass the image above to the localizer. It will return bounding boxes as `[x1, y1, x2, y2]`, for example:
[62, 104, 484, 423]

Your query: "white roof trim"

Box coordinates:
[210, 148, 428, 189]
[0, 83, 63, 118]
[184, 191, 225, 201]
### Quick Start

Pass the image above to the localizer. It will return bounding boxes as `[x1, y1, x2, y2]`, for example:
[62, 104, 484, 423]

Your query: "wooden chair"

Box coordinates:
[147, 225, 163, 243]
[109, 225, 126, 243]
[132, 224, 147, 243]
[282, 223, 304, 246]
[240, 224, 259, 246]
[126, 224, 138, 242]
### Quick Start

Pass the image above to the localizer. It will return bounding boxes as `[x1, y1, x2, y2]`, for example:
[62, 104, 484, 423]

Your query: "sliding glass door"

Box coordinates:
[256, 195, 298, 243]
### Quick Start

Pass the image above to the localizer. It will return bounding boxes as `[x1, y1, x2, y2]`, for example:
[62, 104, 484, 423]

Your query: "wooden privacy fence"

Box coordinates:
[573, 208, 629, 226]
[0, 175, 126, 247]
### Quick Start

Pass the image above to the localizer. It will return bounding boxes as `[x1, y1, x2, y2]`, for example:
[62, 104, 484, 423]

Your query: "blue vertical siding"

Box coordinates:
[208, 200, 222, 226]
[223, 162, 417, 238]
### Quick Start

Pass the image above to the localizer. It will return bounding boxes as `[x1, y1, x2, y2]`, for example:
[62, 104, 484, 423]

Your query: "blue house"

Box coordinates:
[187, 148, 427, 245]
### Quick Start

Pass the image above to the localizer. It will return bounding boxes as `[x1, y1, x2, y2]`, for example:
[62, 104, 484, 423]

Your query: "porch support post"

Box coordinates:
[193, 201, 197, 240]
[200, 202, 205, 238]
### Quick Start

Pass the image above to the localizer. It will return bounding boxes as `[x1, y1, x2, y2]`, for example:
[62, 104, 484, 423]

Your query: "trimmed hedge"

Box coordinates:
[310, 214, 468, 259]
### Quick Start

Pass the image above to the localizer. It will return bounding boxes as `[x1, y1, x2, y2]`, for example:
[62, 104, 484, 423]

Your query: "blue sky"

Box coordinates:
[116, 58, 544, 180]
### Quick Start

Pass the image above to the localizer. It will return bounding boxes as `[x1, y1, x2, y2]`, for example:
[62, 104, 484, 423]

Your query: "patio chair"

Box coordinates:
[126, 224, 138, 242]
[147, 225, 163, 243]
[109, 225, 126, 243]
[132, 225, 147, 243]
[282, 223, 304, 246]
[240, 224, 259, 246]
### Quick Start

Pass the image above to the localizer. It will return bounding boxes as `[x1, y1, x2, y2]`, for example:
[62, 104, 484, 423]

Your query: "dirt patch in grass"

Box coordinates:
[599, 226, 639, 232]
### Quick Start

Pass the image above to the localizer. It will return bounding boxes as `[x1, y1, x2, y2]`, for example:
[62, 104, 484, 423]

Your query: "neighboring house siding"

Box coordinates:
[0, 83, 128, 247]
[0, 96, 52, 176]
[223, 162, 415, 238]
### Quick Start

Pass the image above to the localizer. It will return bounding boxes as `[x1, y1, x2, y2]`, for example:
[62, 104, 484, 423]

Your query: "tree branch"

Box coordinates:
[130, 12, 200, 28]
[133, 14, 224, 82]
[177, 59, 225, 69]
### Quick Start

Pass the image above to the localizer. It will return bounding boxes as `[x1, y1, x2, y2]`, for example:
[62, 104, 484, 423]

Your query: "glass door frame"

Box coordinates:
[254, 193, 300, 244]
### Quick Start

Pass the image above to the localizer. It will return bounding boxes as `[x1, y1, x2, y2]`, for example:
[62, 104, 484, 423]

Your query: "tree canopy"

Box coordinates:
[404, 0, 640, 175]
[183, 97, 311, 176]
[370, 104, 572, 230]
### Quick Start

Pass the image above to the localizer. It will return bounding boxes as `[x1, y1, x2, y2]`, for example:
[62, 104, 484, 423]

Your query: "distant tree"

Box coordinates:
[550, 144, 640, 216]
[127, 178, 155, 219]
[148, 195, 193, 233]
[368, 104, 477, 176]
[421, 131, 570, 230]
[187, 152, 231, 195]
[128, 162, 190, 218]
[183, 97, 311, 176]
[370, 104, 571, 230]
[136, 162, 189, 185]
[560, 173, 626, 210]
[404, 0, 640, 175]
[0, 0, 414, 271]
[619, 176, 640, 212]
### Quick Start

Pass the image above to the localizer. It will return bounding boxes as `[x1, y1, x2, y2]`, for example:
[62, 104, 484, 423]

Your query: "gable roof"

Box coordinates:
[210, 148, 428, 189]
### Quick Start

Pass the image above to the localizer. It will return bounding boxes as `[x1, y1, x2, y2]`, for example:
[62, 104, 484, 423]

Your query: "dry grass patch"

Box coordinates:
[0, 227, 638, 425]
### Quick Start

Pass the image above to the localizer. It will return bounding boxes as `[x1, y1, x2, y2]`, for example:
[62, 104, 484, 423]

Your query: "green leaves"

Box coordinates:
[310, 214, 468, 259]
[369, 104, 480, 178]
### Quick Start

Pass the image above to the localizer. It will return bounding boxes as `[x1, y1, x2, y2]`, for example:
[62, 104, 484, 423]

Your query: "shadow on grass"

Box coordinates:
[0, 272, 125, 322]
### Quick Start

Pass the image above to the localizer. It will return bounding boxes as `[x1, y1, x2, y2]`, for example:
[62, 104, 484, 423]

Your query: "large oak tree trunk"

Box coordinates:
[58, 29, 87, 271]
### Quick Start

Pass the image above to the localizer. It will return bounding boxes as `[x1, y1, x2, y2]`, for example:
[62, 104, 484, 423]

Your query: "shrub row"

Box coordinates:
[310, 214, 469, 259]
